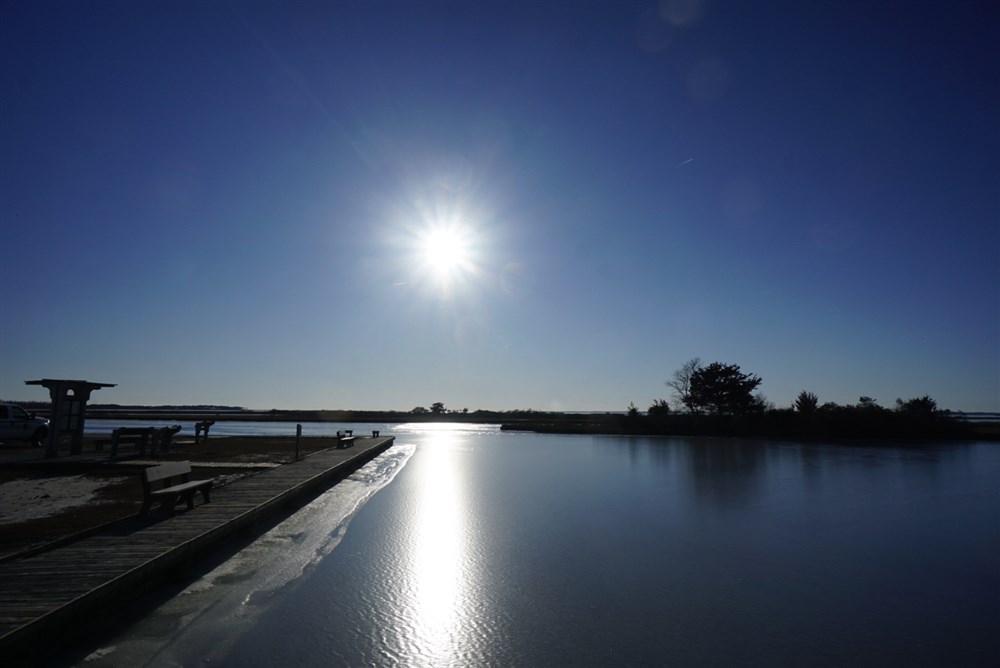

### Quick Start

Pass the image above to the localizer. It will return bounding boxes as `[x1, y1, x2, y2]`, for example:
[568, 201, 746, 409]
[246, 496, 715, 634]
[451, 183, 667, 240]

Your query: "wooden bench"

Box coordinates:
[140, 461, 212, 516]
[100, 425, 182, 460]
[108, 427, 155, 462]
[336, 429, 356, 449]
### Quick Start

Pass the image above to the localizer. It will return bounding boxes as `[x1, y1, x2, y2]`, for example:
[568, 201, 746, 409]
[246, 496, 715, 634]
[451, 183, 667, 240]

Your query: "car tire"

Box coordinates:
[32, 426, 48, 447]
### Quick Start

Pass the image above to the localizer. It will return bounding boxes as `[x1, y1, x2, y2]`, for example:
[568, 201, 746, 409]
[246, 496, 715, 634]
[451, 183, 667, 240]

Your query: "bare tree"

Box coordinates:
[666, 357, 700, 412]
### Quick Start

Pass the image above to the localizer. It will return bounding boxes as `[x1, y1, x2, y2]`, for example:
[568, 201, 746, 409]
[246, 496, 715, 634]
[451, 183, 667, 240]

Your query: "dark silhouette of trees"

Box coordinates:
[857, 396, 882, 411]
[647, 399, 671, 416]
[689, 362, 762, 415]
[896, 395, 938, 416]
[430, 402, 446, 415]
[667, 357, 701, 412]
[795, 391, 819, 415]
[411, 406, 428, 414]
[751, 392, 773, 413]
[627, 402, 639, 417]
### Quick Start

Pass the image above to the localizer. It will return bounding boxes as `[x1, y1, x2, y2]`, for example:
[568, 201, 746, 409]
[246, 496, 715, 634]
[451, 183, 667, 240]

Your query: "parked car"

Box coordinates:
[0, 403, 49, 446]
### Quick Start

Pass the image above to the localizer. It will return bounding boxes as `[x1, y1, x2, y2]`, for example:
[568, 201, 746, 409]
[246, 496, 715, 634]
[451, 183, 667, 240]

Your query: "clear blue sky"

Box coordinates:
[2, 0, 997, 412]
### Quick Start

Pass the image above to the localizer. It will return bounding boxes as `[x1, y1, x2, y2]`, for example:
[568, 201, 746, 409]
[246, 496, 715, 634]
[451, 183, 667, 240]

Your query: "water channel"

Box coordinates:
[69, 424, 999, 666]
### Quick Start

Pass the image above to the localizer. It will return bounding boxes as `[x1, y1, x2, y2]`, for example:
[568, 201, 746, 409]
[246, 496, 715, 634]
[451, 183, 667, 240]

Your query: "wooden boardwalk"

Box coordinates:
[0, 436, 394, 660]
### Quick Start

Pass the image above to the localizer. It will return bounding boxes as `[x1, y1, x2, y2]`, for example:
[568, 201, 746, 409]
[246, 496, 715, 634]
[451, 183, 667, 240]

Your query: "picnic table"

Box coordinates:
[100, 425, 182, 462]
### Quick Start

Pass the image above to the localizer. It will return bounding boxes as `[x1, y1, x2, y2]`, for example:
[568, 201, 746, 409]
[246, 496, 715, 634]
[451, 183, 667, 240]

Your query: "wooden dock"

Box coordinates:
[0, 436, 395, 661]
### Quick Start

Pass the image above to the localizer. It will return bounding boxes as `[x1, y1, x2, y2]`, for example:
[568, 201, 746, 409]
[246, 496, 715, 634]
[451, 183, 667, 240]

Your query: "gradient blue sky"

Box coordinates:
[2, 0, 997, 412]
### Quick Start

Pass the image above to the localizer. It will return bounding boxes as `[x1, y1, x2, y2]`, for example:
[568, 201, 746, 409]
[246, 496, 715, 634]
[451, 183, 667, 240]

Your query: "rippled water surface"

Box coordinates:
[79, 427, 1000, 666]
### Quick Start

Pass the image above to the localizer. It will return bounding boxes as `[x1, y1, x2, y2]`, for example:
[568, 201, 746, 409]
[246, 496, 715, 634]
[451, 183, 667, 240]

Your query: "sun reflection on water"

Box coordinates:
[404, 432, 471, 663]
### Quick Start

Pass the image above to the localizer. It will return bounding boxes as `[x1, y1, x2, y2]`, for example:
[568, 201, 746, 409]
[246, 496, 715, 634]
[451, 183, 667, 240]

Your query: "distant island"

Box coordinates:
[8, 400, 994, 442]
[8, 358, 995, 442]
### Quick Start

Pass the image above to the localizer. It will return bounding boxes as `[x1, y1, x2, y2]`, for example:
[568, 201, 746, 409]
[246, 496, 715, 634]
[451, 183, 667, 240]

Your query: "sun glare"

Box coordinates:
[419, 225, 474, 286]
[390, 186, 491, 298]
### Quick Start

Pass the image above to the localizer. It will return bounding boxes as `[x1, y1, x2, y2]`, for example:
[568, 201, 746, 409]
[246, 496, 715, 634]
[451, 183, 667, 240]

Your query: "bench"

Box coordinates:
[336, 429, 356, 449]
[108, 427, 155, 462]
[101, 425, 182, 461]
[140, 461, 212, 516]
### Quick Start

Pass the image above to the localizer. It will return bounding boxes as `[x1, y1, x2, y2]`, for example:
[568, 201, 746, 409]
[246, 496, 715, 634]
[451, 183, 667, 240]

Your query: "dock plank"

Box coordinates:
[0, 436, 394, 661]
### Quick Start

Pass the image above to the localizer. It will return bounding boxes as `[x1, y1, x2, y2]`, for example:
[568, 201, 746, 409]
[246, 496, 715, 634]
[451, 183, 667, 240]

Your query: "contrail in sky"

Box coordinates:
[678, 158, 694, 167]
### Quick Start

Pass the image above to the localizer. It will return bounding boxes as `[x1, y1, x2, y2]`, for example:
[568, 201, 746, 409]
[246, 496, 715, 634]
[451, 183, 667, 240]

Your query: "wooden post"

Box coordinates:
[295, 424, 302, 460]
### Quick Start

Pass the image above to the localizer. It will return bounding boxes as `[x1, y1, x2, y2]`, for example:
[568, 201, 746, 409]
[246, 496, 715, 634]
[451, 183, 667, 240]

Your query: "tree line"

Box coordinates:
[617, 358, 968, 440]
[643, 357, 944, 417]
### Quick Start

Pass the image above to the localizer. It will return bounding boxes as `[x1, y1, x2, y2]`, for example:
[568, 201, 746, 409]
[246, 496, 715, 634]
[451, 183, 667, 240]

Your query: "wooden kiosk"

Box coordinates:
[25, 379, 116, 458]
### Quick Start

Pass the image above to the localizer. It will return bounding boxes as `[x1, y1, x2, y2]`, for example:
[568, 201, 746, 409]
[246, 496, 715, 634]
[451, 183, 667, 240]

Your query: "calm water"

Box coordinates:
[84, 419, 399, 437]
[76, 425, 999, 666]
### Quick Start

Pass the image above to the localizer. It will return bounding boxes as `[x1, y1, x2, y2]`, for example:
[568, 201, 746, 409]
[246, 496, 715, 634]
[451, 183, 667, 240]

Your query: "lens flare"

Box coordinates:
[417, 224, 476, 289]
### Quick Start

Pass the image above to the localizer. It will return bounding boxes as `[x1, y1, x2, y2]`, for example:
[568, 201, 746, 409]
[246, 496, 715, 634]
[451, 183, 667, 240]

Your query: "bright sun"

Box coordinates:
[419, 226, 472, 284]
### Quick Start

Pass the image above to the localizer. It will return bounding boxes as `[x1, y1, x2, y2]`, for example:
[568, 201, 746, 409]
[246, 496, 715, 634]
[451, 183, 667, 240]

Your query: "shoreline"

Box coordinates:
[0, 437, 396, 662]
[499, 414, 995, 441]
[5, 410, 995, 448]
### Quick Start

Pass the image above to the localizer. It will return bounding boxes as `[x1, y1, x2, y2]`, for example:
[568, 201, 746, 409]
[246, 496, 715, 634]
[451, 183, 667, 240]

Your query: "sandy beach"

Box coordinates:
[0, 435, 345, 559]
[0, 474, 130, 525]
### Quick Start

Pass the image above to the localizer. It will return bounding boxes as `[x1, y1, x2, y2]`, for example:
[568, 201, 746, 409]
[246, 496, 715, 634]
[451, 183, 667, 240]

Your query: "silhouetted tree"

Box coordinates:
[411, 406, 428, 414]
[895, 395, 938, 416]
[627, 402, 639, 417]
[795, 391, 819, 415]
[688, 362, 762, 415]
[667, 357, 701, 412]
[751, 392, 773, 413]
[857, 396, 882, 410]
[647, 399, 671, 416]
[430, 402, 446, 415]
